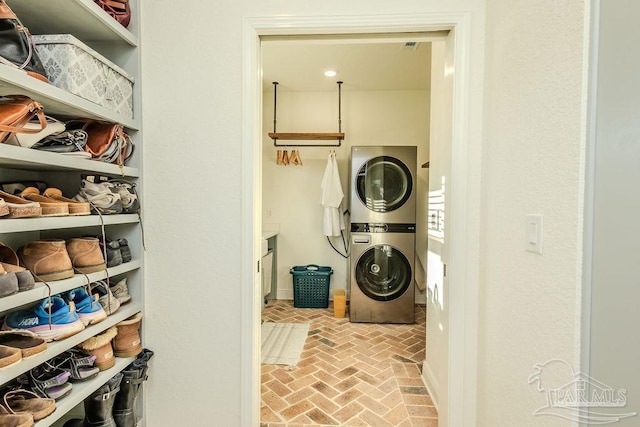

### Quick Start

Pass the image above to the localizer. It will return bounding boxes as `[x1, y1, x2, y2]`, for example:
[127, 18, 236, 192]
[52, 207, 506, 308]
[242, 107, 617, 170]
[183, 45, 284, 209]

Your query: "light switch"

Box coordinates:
[526, 214, 543, 254]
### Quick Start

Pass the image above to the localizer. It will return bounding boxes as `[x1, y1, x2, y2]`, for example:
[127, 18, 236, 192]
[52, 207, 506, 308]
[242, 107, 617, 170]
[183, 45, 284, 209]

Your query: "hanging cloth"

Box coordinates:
[321, 152, 345, 237]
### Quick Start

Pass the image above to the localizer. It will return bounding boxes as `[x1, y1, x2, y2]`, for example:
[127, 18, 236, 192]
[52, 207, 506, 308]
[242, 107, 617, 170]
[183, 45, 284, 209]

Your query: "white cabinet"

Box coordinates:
[0, 1, 144, 425]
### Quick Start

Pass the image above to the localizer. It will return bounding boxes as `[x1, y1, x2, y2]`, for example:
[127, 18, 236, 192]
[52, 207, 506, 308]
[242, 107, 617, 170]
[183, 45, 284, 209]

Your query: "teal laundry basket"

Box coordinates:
[290, 264, 333, 308]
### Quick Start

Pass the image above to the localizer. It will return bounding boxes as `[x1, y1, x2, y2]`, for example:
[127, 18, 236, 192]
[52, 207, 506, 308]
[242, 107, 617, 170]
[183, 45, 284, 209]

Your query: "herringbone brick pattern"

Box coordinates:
[261, 300, 437, 427]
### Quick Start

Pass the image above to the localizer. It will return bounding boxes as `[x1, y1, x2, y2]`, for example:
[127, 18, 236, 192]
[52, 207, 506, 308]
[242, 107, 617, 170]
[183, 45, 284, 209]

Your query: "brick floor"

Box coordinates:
[260, 300, 437, 427]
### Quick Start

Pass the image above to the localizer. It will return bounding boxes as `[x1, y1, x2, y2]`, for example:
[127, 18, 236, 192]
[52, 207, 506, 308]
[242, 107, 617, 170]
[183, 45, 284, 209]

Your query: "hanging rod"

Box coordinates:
[269, 81, 345, 147]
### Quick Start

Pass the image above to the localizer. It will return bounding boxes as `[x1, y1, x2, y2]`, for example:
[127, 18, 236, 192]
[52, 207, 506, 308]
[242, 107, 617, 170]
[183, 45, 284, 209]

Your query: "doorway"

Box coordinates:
[242, 13, 477, 427]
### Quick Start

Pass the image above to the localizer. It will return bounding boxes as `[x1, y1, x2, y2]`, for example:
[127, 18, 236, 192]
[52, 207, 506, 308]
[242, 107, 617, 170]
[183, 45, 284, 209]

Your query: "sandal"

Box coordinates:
[19, 188, 69, 217]
[0, 345, 21, 369]
[0, 198, 8, 217]
[0, 191, 41, 219]
[42, 188, 90, 216]
[18, 364, 72, 400]
[0, 404, 33, 427]
[45, 349, 98, 382]
[0, 331, 46, 358]
[3, 389, 55, 421]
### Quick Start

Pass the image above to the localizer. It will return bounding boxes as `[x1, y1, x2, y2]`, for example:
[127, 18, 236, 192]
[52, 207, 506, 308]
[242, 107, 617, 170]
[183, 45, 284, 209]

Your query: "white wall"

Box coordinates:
[140, 2, 486, 424]
[262, 89, 430, 303]
[137, 0, 595, 426]
[586, 0, 640, 423]
[479, 1, 587, 426]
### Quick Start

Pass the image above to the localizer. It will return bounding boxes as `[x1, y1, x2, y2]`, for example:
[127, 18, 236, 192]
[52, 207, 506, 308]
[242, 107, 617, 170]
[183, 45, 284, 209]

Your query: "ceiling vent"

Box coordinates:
[401, 41, 419, 51]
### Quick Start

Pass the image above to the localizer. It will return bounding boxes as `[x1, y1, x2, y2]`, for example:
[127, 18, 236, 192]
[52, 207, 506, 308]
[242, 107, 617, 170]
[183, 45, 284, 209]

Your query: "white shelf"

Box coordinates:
[5, 0, 137, 47]
[36, 356, 136, 427]
[0, 213, 140, 234]
[0, 67, 138, 130]
[0, 303, 142, 387]
[0, 1, 145, 424]
[0, 260, 141, 314]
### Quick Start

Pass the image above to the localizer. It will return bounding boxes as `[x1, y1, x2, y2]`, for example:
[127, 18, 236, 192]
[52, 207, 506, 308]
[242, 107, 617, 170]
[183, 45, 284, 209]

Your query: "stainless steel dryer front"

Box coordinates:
[350, 146, 417, 224]
[349, 224, 415, 324]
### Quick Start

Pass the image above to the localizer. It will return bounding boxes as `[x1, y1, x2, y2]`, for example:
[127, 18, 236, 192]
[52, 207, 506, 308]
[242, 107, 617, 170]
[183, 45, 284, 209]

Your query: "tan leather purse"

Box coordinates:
[0, 95, 47, 144]
[66, 119, 133, 166]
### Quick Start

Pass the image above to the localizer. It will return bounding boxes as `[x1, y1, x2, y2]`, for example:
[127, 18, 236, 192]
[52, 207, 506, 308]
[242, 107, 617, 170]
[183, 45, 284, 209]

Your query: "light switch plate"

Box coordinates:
[526, 214, 543, 254]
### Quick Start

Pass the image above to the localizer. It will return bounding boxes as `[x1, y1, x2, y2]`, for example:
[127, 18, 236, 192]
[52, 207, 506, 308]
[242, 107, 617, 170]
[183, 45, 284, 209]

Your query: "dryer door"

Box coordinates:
[356, 156, 413, 213]
[354, 244, 412, 301]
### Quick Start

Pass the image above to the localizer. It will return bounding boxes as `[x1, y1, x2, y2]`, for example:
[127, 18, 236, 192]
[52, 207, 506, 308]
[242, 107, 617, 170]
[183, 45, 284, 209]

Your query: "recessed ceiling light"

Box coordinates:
[324, 70, 337, 77]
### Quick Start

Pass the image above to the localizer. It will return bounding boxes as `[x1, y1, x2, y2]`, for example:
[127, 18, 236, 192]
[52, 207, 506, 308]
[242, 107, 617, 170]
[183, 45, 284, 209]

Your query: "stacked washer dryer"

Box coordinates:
[349, 146, 416, 323]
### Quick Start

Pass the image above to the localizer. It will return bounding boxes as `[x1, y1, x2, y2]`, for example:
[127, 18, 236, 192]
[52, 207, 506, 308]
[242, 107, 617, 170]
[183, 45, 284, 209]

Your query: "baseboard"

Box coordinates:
[277, 289, 293, 300]
[421, 360, 440, 412]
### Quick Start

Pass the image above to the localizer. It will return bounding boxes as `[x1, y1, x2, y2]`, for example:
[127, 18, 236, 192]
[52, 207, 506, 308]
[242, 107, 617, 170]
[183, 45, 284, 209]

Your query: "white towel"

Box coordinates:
[321, 152, 345, 236]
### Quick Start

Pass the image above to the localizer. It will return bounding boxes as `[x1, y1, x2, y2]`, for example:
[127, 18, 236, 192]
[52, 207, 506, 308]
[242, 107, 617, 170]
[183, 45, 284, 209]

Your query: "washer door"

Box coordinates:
[355, 244, 412, 301]
[356, 156, 413, 213]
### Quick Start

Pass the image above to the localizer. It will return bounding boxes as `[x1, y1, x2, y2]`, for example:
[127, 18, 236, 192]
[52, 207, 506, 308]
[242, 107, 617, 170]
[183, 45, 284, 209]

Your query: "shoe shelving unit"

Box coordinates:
[0, 1, 144, 426]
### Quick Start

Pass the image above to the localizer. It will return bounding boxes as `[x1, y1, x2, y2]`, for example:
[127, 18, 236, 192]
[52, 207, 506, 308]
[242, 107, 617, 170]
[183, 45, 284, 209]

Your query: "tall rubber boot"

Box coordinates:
[63, 373, 123, 427]
[113, 349, 154, 427]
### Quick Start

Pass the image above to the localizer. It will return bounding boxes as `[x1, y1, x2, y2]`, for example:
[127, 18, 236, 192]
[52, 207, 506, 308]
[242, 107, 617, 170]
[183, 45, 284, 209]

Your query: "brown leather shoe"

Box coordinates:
[66, 237, 106, 274]
[113, 312, 142, 357]
[18, 240, 74, 282]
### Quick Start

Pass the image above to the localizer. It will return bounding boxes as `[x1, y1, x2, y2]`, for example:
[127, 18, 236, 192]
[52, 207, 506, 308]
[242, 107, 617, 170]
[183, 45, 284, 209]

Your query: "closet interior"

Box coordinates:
[0, 0, 144, 425]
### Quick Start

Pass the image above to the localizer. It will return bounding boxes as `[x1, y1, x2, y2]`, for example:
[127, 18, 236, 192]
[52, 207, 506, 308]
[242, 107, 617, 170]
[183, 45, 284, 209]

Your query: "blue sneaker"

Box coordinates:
[63, 287, 107, 326]
[2, 296, 85, 342]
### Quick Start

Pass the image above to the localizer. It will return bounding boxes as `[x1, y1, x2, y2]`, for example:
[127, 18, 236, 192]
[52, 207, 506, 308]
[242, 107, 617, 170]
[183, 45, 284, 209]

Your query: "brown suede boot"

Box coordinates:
[18, 240, 74, 281]
[65, 237, 106, 274]
[113, 313, 142, 357]
[77, 326, 117, 371]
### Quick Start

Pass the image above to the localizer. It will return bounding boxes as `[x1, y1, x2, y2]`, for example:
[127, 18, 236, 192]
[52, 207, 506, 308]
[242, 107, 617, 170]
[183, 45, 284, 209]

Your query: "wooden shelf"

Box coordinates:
[268, 132, 345, 141]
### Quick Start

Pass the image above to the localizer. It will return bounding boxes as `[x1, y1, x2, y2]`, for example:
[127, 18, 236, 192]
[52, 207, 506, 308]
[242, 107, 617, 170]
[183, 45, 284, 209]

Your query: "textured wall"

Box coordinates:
[478, 0, 586, 426]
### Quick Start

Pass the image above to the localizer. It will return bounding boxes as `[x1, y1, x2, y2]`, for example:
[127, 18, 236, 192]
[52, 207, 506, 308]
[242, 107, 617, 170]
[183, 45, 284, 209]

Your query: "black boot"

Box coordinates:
[113, 349, 153, 427]
[83, 372, 123, 427]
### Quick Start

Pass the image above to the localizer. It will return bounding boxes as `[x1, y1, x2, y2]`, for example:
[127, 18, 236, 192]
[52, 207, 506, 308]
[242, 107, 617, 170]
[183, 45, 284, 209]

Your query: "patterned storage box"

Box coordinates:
[32, 34, 134, 118]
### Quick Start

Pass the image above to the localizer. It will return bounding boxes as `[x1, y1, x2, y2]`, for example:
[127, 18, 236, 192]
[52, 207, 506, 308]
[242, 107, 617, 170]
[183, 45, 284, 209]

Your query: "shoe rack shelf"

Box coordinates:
[0, 214, 139, 233]
[0, 0, 146, 425]
[0, 144, 139, 176]
[36, 356, 135, 427]
[0, 260, 141, 313]
[0, 303, 140, 388]
[0, 65, 138, 131]
[5, 0, 137, 46]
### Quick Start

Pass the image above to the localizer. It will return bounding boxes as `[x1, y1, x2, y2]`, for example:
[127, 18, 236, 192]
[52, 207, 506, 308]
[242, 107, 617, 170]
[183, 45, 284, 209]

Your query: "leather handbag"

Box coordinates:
[31, 129, 88, 153]
[5, 115, 65, 148]
[0, 95, 47, 144]
[0, 0, 48, 82]
[67, 119, 133, 165]
[93, 0, 131, 28]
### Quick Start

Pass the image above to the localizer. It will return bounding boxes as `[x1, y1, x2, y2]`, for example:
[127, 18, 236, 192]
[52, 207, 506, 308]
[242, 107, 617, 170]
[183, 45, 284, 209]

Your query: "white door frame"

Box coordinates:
[241, 12, 478, 427]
